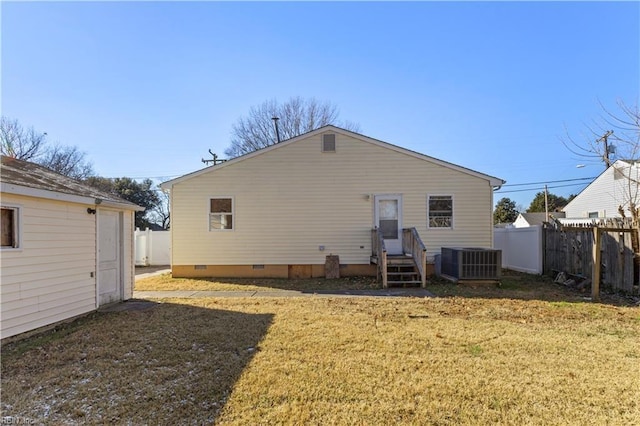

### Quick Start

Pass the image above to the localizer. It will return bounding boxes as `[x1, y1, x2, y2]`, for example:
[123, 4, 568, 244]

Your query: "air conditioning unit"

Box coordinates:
[440, 247, 502, 281]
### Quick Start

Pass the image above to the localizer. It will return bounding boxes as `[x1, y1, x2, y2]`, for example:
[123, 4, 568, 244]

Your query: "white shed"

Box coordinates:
[1, 156, 143, 340]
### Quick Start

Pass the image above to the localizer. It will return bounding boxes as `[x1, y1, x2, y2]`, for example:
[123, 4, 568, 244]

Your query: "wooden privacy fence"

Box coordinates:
[543, 218, 638, 298]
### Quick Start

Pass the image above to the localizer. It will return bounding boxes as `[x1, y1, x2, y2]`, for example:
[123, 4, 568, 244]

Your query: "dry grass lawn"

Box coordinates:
[2, 274, 640, 424]
[134, 273, 379, 292]
[1, 272, 640, 425]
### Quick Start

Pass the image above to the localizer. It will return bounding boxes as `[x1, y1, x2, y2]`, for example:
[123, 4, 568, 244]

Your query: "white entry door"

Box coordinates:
[98, 209, 122, 306]
[374, 195, 403, 255]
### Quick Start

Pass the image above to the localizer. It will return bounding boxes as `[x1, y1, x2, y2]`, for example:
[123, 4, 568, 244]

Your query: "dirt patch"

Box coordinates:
[98, 300, 159, 313]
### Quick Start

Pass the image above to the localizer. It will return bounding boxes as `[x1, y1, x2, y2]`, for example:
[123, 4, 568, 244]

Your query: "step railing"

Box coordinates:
[371, 228, 388, 288]
[402, 227, 427, 288]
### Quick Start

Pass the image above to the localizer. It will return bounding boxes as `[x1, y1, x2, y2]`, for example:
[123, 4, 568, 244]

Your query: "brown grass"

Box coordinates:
[136, 269, 637, 306]
[3, 274, 640, 424]
[134, 273, 380, 292]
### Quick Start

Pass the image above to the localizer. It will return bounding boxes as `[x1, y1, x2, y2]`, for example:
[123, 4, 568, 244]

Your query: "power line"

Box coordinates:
[501, 176, 596, 187]
[496, 182, 590, 194]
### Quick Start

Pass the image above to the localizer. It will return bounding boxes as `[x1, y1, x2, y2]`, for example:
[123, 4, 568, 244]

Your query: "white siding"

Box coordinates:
[1, 194, 97, 339]
[1, 194, 136, 339]
[170, 132, 496, 266]
[122, 210, 135, 299]
[513, 214, 531, 228]
[563, 161, 640, 218]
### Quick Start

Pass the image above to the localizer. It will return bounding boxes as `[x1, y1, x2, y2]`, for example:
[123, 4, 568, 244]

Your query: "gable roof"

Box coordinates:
[517, 212, 565, 226]
[1, 156, 144, 211]
[562, 159, 636, 213]
[161, 125, 505, 189]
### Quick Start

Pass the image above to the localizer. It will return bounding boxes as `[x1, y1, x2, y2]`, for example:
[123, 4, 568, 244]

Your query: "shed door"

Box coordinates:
[98, 210, 123, 306]
[374, 195, 403, 255]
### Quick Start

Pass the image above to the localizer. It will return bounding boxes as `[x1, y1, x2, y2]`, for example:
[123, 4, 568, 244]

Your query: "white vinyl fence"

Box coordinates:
[135, 228, 170, 266]
[493, 225, 542, 274]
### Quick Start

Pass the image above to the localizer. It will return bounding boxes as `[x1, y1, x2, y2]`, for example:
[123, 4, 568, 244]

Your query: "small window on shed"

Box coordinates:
[322, 134, 336, 152]
[1, 207, 20, 249]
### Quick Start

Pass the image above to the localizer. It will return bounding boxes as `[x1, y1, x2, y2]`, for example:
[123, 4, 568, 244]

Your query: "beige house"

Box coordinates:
[161, 126, 504, 284]
[1, 156, 143, 340]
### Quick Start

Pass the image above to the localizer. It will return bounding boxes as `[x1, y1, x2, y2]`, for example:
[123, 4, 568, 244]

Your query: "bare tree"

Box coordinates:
[149, 188, 171, 230]
[562, 100, 640, 220]
[0, 117, 47, 161]
[562, 99, 640, 170]
[41, 144, 94, 180]
[225, 97, 361, 158]
[1, 116, 93, 179]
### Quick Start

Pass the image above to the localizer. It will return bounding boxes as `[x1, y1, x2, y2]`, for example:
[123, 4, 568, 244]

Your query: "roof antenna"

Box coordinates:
[272, 117, 281, 143]
[202, 149, 226, 165]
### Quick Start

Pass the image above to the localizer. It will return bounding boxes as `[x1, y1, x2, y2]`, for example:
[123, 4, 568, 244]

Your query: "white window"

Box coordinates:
[1, 206, 20, 249]
[588, 211, 599, 218]
[428, 195, 453, 228]
[209, 198, 233, 230]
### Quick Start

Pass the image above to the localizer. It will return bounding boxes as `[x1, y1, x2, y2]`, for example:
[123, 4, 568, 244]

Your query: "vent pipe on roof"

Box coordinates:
[272, 117, 281, 143]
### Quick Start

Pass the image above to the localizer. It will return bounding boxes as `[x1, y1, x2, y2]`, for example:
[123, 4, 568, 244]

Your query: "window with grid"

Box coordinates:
[210, 198, 233, 230]
[428, 195, 453, 228]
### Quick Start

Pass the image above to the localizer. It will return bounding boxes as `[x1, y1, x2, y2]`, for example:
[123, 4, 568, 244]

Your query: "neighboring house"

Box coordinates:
[1, 156, 143, 340]
[161, 126, 505, 282]
[563, 160, 640, 219]
[513, 212, 565, 228]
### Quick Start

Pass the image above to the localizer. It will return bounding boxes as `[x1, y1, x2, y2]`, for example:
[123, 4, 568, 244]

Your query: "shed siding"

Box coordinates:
[563, 162, 640, 218]
[0, 194, 96, 339]
[122, 210, 135, 299]
[171, 133, 495, 266]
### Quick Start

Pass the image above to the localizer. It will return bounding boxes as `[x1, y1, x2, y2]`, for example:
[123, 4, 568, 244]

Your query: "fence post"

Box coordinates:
[147, 228, 153, 266]
[592, 226, 601, 302]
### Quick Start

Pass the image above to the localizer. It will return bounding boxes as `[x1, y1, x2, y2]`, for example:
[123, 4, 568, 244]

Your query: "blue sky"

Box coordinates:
[2, 1, 639, 210]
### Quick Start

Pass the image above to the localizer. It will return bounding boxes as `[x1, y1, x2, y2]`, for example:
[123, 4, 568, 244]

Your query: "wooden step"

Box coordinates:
[388, 258, 414, 265]
[388, 280, 422, 286]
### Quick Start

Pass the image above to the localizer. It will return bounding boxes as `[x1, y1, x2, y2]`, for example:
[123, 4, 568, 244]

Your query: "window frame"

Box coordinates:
[208, 197, 235, 231]
[1, 204, 22, 250]
[427, 194, 454, 229]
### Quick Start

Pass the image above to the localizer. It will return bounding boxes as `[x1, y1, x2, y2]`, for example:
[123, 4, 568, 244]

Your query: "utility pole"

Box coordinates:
[201, 149, 227, 166]
[544, 184, 549, 222]
[598, 130, 614, 170]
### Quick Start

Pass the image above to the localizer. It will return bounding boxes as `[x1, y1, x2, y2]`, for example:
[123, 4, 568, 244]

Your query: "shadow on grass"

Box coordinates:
[1, 301, 273, 424]
[427, 269, 638, 307]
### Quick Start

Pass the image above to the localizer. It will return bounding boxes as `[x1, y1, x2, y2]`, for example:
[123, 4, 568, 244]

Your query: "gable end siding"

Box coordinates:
[170, 134, 495, 266]
[564, 163, 640, 218]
